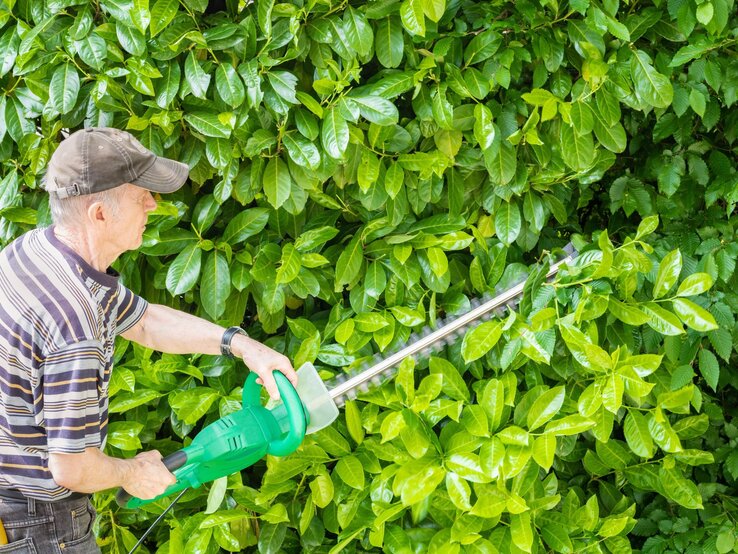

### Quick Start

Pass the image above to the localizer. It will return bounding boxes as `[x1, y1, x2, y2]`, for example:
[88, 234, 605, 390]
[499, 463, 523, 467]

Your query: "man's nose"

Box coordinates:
[145, 192, 158, 212]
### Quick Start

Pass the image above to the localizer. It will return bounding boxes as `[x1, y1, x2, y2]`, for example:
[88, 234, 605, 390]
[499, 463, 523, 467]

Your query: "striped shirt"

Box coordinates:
[0, 227, 147, 500]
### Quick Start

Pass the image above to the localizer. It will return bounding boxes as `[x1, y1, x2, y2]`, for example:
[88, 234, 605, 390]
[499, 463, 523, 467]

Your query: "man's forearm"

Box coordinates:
[122, 303, 298, 400]
[123, 303, 224, 354]
[48, 448, 133, 494]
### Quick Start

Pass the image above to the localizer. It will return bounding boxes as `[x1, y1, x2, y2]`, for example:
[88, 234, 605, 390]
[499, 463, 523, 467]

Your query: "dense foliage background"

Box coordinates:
[1, 0, 738, 551]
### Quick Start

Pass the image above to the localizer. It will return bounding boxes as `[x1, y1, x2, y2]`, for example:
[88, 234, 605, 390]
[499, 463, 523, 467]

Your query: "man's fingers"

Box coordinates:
[277, 355, 298, 386]
[256, 373, 280, 400]
[281, 365, 298, 387]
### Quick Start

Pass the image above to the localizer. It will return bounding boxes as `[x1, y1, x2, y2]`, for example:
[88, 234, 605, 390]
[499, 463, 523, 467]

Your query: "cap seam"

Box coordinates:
[138, 155, 159, 178]
[103, 133, 137, 183]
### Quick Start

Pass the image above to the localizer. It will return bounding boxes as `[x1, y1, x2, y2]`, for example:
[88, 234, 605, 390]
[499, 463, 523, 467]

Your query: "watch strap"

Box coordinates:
[220, 326, 247, 358]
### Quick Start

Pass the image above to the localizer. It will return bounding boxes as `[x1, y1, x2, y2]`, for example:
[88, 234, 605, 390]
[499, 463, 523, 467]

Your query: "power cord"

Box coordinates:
[127, 488, 189, 554]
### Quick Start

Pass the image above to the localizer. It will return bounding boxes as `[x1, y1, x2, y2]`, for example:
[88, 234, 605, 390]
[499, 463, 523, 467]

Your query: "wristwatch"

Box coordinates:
[220, 326, 248, 358]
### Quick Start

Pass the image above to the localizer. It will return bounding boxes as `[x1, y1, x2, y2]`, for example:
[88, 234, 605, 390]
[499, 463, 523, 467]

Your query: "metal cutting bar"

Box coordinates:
[328, 250, 576, 403]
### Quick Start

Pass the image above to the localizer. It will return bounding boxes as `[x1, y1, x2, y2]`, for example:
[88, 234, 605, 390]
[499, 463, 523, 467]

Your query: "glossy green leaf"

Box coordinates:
[631, 49, 674, 108]
[49, 64, 80, 115]
[527, 386, 565, 431]
[494, 201, 521, 247]
[461, 321, 502, 363]
[200, 250, 230, 319]
[185, 51, 211, 99]
[532, 434, 556, 470]
[375, 17, 404, 68]
[263, 157, 292, 209]
[483, 141, 516, 185]
[473, 104, 495, 150]
[676, 273, 713, 297]
[184, 112, 231, 138]
[608, 298, 650, 326]
[344, 7, 373, 57]
[321, 108, 349, 159]
[351, 95, 399, 126]
[283, 133, 321, 170]
[309, 472, 334, 508]
[215, 64, 245, 108]
[344, 400, 364, 445]
[166, 242, 202, 296]
[150, 0, 178, 37]
[267, 70, 299, 104]
[276, 243, 301, 284]
[653, 249, 682, 299]
[335, 232, 364, 289]
[222, 208, 270, 245]
[642, 302, 685, 336]
[335, 455, 364, 489]
[560, 124, 595, 171]
[75, 34, 107, 71]
[672, 298, 718, 332]
[624, 411, 654, 458]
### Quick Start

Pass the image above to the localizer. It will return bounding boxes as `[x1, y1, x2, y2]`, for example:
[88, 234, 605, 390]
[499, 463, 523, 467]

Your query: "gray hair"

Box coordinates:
[45, 175, 124, 227]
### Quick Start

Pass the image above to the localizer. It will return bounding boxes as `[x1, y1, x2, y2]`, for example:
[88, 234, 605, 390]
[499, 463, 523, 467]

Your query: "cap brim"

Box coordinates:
[131, 157, 189, 194]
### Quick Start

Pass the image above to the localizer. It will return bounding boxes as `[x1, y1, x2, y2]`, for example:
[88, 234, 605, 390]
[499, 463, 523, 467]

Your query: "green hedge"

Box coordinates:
[1, 0, 738, 552]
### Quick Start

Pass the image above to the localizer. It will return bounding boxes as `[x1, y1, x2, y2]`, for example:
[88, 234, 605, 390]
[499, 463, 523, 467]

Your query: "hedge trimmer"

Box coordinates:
[117, 245, 576, 552]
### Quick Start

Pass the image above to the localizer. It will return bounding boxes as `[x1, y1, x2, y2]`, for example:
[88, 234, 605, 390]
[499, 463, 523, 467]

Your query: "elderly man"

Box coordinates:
[0, 128, 297, 553]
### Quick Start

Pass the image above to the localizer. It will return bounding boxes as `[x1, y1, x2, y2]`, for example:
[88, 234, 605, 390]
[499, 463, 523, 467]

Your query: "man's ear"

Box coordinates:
[87, 201, 107, 223]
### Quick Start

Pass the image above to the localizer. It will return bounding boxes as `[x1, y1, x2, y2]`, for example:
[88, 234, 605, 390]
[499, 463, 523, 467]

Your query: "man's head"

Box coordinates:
[44, 128, 189, 249]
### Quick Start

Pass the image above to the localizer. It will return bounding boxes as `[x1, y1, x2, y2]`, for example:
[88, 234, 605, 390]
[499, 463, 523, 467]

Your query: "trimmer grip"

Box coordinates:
[115, 450, 189, 507]
[267, 373, 306, 456]
[242, 372, 306, 457]
[162, 450, 188, 472]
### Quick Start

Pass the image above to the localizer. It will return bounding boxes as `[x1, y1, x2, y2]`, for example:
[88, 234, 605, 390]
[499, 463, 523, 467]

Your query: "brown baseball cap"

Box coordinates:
[45, 127, 189, 199]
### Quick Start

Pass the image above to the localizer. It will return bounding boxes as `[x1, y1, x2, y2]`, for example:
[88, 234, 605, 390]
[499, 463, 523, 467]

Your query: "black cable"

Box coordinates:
[127, 488, 189, 554]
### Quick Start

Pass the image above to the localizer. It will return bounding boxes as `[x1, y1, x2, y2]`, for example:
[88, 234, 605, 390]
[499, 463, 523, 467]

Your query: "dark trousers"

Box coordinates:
[0, 493, 100, 553]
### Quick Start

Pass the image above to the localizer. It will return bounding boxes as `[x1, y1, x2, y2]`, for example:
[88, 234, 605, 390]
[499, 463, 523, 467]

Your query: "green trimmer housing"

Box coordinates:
[116, 363, 338, 509]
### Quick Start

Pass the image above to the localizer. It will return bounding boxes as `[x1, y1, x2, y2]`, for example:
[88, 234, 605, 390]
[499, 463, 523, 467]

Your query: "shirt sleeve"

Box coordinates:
[115, 283, 148, 334]
[42, 340, 105, 454]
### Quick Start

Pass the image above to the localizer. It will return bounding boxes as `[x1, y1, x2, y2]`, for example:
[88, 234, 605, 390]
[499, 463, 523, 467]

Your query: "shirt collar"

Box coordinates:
[45, 226, 120, 289]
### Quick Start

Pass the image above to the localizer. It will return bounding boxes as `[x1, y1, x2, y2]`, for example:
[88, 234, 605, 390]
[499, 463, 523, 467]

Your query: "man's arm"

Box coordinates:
[121, 304, 297, 399]
[48, 448, 176, 499]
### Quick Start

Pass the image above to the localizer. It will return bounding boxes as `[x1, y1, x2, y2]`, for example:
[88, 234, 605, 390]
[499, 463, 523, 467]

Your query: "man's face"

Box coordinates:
[105, 184, 158, 252]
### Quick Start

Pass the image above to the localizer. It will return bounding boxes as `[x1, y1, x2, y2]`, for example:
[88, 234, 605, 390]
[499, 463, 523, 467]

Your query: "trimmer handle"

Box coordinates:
[242, 372, 306, 456]
[115, 450, 189, 507]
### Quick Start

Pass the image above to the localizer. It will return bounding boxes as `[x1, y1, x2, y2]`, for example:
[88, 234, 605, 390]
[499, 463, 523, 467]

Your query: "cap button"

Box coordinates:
[85, 128, 93, 133]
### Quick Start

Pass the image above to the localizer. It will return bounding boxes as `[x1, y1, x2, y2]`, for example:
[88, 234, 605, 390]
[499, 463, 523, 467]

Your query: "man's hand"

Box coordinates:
[120, 450, 177, 500]
[48, 447, 176, 497]
[232, 335, 298, 400]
